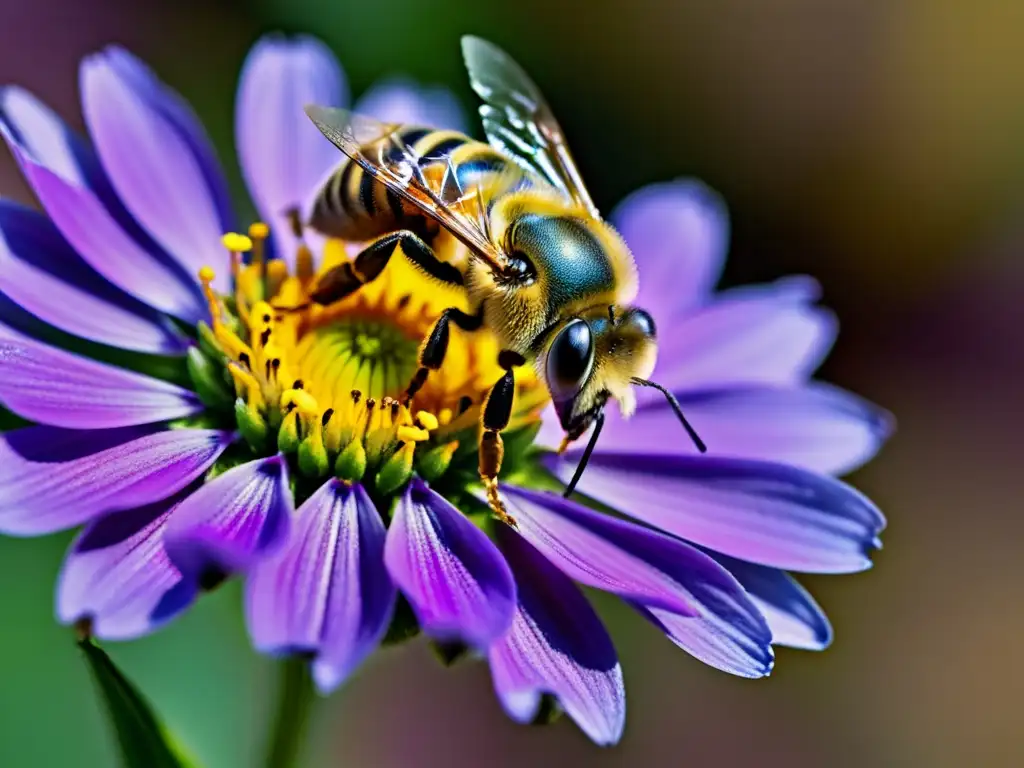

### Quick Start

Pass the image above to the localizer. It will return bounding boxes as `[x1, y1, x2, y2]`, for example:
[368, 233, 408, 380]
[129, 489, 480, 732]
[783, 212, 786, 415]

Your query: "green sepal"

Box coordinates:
[234, 399, 269, 452]
[375, 444, 414, 496]
[186, 347, 233, 410]
[79, 638, 199, 768]
[416, 441, 459, 483]
[380, 595, 421, 647]
[334, 439, 367, 483]
[195, 321, 223, 360]
[529, 693, 565, 727]
[277, 411, 300, 454]
[297, 436, 330, 478]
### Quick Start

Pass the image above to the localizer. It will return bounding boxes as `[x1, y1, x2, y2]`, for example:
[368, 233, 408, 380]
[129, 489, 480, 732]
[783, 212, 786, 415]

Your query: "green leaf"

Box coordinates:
[79, 638, 199, 768]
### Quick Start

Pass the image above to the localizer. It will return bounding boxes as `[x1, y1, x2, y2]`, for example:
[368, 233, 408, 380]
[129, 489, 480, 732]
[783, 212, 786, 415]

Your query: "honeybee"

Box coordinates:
[305, 36, 705, 522]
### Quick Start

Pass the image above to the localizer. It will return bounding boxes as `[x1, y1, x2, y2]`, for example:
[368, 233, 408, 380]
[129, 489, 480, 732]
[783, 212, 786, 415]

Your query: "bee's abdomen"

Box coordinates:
[309, 128, 499, 242]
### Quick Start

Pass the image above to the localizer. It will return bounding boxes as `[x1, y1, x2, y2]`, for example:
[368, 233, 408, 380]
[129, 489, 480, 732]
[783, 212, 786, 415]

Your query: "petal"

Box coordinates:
[164, 455, 292, 579]
[0, 425, 232, 535]
[489, 526, 625, 746]
[544, 452, 885, 574]
[0, 87, 206, 321]
[0, 325, 201, 428]
[246, 480, 396, 693]
[653, 280, 838, 390]
[0, 201, 187, 354]
[236, 35, 348, 263]
[80, 48, 232, 292]
[500, 485, 772, 677]
[611, 179, 728, 317]
[587, 384, 893, 476]
[354, 78, 467, 131]
[56, 491, 197, 640]
[383, 478, 515, 648]
[707, 553, 832, 650]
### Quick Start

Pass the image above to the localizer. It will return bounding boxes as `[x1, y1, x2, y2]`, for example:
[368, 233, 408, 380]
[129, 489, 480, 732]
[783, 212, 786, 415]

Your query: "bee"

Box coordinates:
[304, 36, 705, 522]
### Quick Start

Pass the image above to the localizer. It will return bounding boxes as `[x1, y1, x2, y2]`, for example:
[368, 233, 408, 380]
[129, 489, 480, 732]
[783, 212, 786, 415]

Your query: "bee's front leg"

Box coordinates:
[479, 350, 525, 527]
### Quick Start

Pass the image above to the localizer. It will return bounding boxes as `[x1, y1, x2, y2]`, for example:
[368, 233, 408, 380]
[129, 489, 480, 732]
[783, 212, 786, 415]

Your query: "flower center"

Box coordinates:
[189, 224, 547, 498]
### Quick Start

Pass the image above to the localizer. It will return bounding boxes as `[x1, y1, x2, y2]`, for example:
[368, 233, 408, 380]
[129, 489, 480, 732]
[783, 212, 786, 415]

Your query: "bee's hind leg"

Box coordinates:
[478, 350, 525, 527]
[404, 304, 485, 400]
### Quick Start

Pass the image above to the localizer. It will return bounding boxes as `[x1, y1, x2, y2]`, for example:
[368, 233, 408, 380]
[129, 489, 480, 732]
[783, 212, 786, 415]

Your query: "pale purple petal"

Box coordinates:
[501, 485, 773, 677]
[354, 78, 467, 131]
[0, 325, 201, 428]
[653, 280, 838, 390]
[164, 455, 292, 579]
[236, 35, 348, 263]
[384, 478, 515, 648]
[581, 384, 893, 476]
[57, 491, 197, 640]
[0, 425, 232, 535]
[80, 48, 231, 292]
[246, 480, 396, 693]
[0, 87, 206, 321]
[708, 553, 832, 650]
[489, 525, 625, 746]
[612, 179, 728, 317]
[544, 452, 885, 574]
[0, 201, 187, 354]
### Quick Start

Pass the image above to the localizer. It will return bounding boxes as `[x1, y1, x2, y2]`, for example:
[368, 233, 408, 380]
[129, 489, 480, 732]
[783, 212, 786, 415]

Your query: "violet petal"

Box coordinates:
[489, 525, 625, 746]
[164, 455, 292, 579]
[0, 425, 231, 535]
[544, 452, 886, 574]
[383, 478, 515, 648]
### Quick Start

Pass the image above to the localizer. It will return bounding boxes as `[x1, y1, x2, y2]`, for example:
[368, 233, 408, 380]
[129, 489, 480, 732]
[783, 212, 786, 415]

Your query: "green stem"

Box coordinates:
[262, 657, 316, 768]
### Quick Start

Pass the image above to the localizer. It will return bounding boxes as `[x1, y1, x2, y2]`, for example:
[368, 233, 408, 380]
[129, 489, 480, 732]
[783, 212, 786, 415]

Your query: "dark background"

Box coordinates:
[1, 0, 1022, 766]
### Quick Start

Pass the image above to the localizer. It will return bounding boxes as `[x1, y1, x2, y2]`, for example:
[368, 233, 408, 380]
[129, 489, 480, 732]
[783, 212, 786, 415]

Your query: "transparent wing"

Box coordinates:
[304, 104, 507, 272]
[461, 35, 600, 219]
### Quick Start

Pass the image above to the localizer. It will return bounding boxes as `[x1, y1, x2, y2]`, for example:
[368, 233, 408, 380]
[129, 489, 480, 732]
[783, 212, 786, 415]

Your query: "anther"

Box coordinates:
[457, 395, 473, 415]
[260, 328, 272, 347]
[351, 390, 362, 404]
[322, 408, 334, 426]
[293, 379, 304, 390]
[366, 398, 377, 410]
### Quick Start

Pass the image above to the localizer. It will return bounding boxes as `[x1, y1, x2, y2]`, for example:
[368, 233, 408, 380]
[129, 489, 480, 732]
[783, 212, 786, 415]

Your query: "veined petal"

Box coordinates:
[0, 87, 206, 322]
[80, 48, 232, 292]
[707, 553, 832, 650]
[585, 384, 893, 476]
[653, 280, 838, 390]
[0, 425, 232, 535]
[544, 452, 885, 574]
[0, 201, 187, 354]
[611, 179, 728, 318]
[57, 491, 197, 640]
[246, 480, 396, 693]
[383, 478, 515, 648]
[489, 526, 625, 746]
[236, 35, 348, 263]
[501, 485, 772, 677]
[164, 455, 292, 579]
[0, 325, 201, 428]
[354, 78, 467, 131]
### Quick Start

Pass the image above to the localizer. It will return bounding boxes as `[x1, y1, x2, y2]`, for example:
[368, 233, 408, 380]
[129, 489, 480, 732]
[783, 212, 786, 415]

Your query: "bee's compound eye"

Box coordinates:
[546, 319, 594, 399]
[628, 309, 656, 338]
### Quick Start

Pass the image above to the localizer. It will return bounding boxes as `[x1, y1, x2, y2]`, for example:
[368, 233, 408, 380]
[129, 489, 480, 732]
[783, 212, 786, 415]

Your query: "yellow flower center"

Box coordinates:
[194, 224, 547, 492]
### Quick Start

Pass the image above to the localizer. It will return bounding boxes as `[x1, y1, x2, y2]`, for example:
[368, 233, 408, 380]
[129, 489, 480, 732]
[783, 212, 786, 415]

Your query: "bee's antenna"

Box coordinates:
[630, 377, 707, 453]
[562, 410, 605, 498]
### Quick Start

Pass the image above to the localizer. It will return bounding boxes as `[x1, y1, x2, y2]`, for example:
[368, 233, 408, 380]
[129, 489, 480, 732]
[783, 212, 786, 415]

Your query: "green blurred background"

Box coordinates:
[1, 0, 1022, 765]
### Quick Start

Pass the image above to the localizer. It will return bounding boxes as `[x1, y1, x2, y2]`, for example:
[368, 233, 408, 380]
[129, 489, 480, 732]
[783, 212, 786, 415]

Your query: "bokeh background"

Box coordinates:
[1, 0, 1022, 766]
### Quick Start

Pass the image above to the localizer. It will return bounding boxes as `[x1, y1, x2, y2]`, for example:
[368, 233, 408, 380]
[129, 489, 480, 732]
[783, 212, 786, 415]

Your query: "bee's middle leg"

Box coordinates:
[478, 350, 525, 527]
[309, 230, 462, 306]
[405, 304, 485, 400]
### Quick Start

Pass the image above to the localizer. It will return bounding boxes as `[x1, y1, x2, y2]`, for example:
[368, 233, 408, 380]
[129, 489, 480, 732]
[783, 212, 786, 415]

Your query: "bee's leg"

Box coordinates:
[307, 230, 463, 306]
[479, 350, 526, 527]
[405, 304, 485, 400]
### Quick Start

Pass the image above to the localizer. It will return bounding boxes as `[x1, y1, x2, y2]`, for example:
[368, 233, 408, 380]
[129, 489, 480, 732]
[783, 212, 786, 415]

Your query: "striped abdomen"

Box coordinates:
[308, 127, 516, 244]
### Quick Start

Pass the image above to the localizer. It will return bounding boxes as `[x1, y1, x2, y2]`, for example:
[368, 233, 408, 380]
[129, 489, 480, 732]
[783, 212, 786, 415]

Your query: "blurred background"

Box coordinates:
[1, 0, 1022, 766]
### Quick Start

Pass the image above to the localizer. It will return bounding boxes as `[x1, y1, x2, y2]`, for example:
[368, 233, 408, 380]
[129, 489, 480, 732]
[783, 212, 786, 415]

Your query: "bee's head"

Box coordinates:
[543, 305, 658, 439]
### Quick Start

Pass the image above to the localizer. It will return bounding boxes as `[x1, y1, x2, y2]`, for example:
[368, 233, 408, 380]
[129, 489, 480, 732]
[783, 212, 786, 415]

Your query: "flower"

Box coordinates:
[0, 35, 889, 748]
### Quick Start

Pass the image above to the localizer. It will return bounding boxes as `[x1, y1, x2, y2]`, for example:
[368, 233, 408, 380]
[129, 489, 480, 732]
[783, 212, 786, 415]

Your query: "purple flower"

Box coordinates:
[0, 34, 889, 748]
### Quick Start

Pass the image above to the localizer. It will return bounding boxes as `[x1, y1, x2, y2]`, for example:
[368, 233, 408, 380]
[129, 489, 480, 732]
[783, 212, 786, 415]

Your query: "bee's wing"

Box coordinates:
[304, 105, 508, 273]
[461, 36, 600, 219]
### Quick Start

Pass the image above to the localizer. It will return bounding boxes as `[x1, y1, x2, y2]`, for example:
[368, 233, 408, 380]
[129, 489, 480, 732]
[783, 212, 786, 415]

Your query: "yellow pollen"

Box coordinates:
[221, 233, 253, 253]
[248, 222, 270, 240]
[396, 425, 429, 443]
